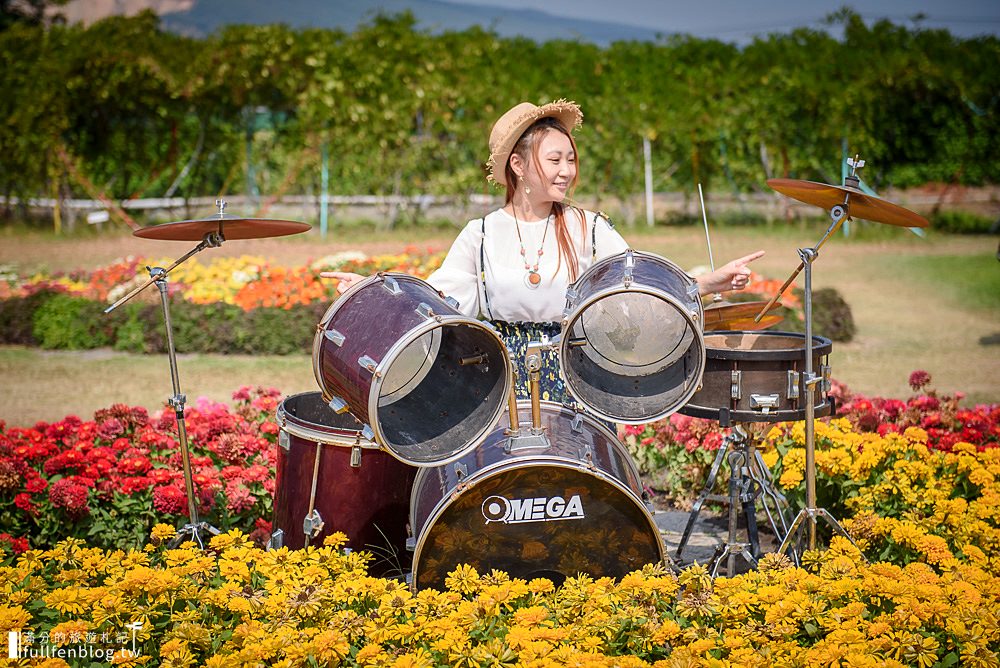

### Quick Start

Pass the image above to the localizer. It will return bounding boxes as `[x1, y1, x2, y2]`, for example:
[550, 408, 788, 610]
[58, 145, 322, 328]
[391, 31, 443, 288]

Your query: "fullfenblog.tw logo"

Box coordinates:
[8, 621, 143, 661]
[482, 494, 585, 524]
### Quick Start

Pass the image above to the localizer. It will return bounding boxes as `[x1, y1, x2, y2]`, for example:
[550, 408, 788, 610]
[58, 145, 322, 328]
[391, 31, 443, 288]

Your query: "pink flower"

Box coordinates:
[153, 485, 188, 515]
[49, 478, 90, 517]
[224, 482, 255, 514]
[909, 370, 932, 392]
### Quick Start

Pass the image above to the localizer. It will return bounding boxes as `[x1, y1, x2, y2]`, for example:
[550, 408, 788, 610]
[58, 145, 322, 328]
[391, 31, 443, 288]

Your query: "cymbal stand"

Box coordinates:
[105, 231, 226, 549]
[676, 424, 792, 575]
[773, 195, 863, 561]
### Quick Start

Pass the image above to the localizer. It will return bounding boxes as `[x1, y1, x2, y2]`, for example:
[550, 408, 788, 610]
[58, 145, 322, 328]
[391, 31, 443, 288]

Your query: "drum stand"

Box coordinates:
[757, 168, 865, 560]
[105, 232, 226, 549]
[676, 424, 792, 575]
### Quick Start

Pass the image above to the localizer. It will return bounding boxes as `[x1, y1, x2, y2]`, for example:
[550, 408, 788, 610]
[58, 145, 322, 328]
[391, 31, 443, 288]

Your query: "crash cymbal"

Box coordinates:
[134, 214, 311, 241]
[767, 178, 929, 228]
[704, 314, 784, 332]
[704, 300, 782, 328]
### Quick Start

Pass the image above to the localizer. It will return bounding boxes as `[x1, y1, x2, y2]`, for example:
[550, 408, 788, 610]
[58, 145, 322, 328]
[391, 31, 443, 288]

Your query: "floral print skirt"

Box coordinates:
[489, 320, 568, 404]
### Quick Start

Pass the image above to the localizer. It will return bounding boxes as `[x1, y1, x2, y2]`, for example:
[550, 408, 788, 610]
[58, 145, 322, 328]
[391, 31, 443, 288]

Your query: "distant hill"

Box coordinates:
[159, 0, 664, 44]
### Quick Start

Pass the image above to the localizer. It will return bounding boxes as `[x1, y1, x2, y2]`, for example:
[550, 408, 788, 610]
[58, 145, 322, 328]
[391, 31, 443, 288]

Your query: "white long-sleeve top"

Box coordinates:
[426, 207, 629, 322]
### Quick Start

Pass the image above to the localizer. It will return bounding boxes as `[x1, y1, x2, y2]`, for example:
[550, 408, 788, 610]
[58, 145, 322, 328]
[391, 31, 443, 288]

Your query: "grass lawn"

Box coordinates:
[1, 224, 997, 424]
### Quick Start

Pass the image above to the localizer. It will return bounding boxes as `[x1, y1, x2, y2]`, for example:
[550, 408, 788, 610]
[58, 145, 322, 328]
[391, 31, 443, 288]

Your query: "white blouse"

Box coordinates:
[427, 207, 629, 322]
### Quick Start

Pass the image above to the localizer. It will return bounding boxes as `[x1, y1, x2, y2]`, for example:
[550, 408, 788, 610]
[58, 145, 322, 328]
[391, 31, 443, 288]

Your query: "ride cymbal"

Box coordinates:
[767, 178, 929, 228]
[134, 215, 311, 241]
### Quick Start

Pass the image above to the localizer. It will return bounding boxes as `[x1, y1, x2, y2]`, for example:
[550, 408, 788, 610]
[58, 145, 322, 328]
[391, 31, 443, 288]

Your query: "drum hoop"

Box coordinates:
[561, 285, 706, 426]
[276, 404, 380, 450]
[409, 458, 664, 590]
[367, 314, 512, 468]
[702, 330, 833, 361]
[312, 272, 428, 401]
[408, 400, 645, 535]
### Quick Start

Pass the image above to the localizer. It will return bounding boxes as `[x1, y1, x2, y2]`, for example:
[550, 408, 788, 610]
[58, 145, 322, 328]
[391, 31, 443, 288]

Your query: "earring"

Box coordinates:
[520, 175, 531, 195]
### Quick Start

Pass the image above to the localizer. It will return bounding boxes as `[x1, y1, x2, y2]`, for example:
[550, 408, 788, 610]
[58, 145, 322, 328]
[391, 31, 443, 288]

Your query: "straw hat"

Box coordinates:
[486, 99, 583, 187]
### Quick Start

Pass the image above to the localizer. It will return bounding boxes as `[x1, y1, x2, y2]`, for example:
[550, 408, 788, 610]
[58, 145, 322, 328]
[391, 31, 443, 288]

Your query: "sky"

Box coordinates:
[447, 0, 1000, 41]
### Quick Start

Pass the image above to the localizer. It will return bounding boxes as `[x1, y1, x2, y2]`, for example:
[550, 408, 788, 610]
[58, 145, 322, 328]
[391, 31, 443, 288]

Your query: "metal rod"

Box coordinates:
[105, 233, 221, 314]
[506, 362, 521, 436]
[803, 247, 817, 549]
[155, 270, 199, 527]
[753, 211, 848, 322]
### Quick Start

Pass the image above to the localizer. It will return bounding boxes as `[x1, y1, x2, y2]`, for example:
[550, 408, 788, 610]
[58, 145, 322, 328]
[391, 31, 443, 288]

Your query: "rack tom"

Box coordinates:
[313, 273, 512, 466]
[678, 330, 833, 425]
[560, 250, 705, 424]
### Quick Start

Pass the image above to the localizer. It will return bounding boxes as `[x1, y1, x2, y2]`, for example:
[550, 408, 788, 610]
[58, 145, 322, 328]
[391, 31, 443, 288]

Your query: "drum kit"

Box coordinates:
[112, 156, 928, 582]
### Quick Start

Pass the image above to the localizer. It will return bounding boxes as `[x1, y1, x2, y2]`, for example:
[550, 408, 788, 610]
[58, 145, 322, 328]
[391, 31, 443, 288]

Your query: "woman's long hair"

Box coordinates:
[503, 118, 585, 281]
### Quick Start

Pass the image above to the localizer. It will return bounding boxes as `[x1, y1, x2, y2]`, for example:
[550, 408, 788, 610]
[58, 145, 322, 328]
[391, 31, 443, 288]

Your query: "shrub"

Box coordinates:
[780, 287, 856, 342]
[31, 293, 113, 349]
[0, 289, 61, 345]
[930, 210, 996, 234]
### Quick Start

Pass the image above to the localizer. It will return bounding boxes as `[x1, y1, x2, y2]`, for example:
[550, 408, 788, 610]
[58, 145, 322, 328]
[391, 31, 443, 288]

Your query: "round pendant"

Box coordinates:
[525, 271, 541, 289]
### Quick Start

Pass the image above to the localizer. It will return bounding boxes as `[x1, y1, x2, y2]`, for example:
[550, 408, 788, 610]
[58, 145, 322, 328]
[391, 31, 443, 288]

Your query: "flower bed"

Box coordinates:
[1, 376, 999, 665]
[0, 250, 447, 354]
[0, 388, 281, 552]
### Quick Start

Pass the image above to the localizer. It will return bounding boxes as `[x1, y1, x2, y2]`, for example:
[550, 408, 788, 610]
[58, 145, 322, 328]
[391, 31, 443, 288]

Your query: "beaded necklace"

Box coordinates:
[512, 208, 551, 289]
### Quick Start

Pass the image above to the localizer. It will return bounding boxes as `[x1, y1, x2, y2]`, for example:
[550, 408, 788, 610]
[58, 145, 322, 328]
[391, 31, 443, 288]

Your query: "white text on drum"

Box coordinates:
[482, 495, 585, 524]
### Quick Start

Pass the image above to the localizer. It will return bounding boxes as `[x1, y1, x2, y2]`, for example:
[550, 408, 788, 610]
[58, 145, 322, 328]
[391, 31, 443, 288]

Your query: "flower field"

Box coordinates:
[0, 373, 998, 666]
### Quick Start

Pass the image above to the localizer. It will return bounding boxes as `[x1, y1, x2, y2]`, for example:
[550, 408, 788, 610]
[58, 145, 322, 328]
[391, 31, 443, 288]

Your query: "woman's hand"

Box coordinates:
[320, 271, 366, 295]
[696, 250, 765, 296]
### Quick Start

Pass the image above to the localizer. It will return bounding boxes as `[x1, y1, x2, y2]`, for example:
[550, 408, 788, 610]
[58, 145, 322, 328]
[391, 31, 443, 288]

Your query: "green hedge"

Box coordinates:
[0, 291, 329, 355]
[0, 290, 856, 353]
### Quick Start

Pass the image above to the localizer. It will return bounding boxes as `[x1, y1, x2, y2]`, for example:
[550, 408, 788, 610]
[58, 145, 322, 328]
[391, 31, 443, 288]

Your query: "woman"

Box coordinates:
[324, 99, 763, 402]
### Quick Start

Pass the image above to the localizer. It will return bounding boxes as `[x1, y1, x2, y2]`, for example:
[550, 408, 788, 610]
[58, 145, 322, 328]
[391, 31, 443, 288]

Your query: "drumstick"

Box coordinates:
[698, 184, 724, 304]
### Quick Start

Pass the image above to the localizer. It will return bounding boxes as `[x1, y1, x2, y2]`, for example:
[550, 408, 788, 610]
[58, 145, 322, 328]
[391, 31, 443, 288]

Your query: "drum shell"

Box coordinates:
[273, 392, 416, 575]
[679, 331, 833, 424]
[410, 401, 664, 590]
[313, 272, 512, 466]
[560, 250, 705, 424]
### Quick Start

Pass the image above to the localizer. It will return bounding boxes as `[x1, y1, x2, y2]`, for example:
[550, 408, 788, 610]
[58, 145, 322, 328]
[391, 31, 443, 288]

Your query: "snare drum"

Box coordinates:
[409, 401, 665, 590]
[678, 331, 833, 424]
[560, 250, 705, 424]
[271, 392, 416, 575]
[313, 273, 512, 466]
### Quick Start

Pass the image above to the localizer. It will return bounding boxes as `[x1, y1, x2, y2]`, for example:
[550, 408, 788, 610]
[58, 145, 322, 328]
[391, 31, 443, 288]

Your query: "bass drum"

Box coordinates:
[410, 401, 665, 590]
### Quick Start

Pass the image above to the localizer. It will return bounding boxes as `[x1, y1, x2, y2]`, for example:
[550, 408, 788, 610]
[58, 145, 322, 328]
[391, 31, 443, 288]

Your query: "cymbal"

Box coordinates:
[134, 215, 311, 241]
[767, 178, 929, 228]
[704, 300, 781, 329]
[705, 314, 784, 332]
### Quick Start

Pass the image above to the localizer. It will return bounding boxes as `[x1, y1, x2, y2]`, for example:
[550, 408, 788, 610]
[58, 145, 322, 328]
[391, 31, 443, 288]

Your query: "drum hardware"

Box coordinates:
[104, 200, 310, 549]
[758, 159, 886, 557]
[327, 396, 349, 414]
[675, 424, 792, 576]
[323, 329, 346, 347]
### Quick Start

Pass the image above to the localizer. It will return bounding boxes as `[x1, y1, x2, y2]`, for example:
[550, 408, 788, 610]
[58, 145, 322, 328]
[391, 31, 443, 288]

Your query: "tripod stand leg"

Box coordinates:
[676, 436, 730, 560]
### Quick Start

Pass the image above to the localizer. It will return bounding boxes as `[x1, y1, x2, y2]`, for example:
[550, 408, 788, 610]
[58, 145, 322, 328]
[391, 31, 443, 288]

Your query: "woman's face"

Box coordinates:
[516, 129, 577, 204]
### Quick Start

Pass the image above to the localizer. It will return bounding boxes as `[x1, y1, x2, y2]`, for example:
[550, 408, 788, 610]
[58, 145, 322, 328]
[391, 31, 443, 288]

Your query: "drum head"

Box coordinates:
[411, 460, 664, 590]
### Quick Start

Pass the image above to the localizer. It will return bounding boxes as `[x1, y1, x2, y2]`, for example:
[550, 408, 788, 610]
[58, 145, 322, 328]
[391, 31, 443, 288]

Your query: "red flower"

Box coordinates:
[909, 370, 932, 392]
[152, 485, 188, 515]
[0, 533, 29, 554]
[49, 478, 90, 517]
[97, 418, 125, 441]
[118, 476, 154, 495]
[24, 477, 47, 494]
[260, 421, 279, 435]
[14, 493, 37, 516]
[118, 455, 152, 476]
